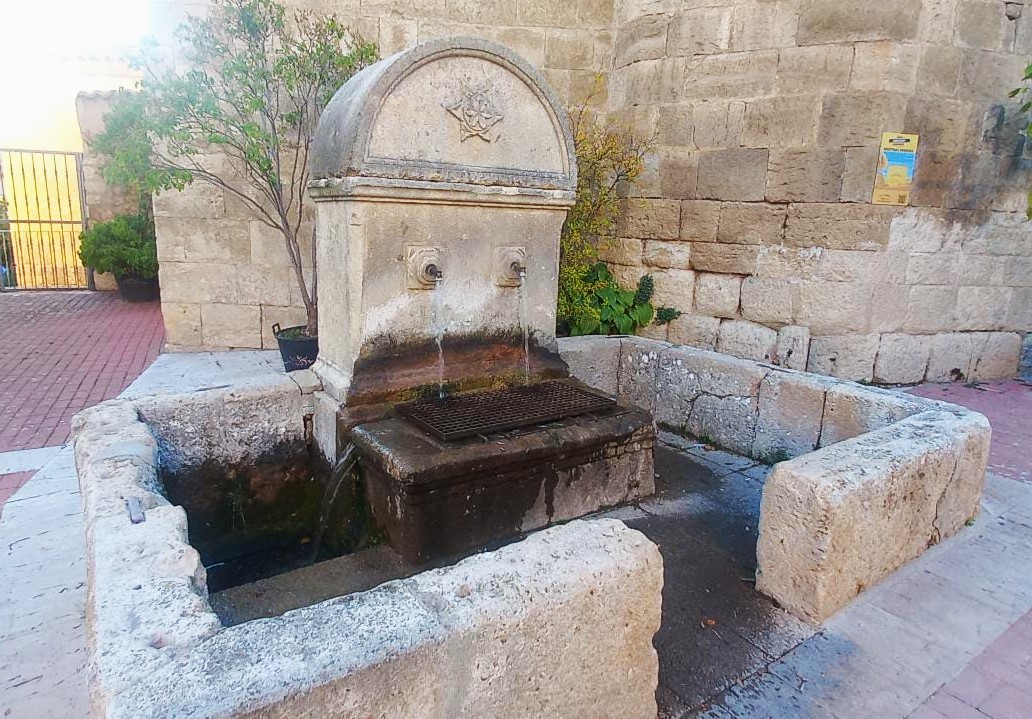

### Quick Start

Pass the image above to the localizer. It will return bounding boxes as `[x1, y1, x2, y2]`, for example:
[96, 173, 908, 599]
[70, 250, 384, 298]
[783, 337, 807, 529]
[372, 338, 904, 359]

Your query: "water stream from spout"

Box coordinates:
[516, 269, 530, 385]
[431, 276, 446, 398]
[309, 442, 359, 564]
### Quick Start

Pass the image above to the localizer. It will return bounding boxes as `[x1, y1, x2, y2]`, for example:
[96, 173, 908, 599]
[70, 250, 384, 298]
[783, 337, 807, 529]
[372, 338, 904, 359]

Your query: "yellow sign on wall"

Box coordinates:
[873, 132, 920, 206]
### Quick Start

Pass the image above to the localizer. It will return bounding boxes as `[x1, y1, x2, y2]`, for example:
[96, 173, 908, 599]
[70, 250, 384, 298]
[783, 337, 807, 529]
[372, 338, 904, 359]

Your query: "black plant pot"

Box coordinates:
[273, 323, 319, 372]
[115, 273, 160, 303]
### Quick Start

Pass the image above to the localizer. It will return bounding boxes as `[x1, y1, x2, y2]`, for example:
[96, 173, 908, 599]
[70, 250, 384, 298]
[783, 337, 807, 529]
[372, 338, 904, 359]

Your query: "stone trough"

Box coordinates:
[563, 335, 991, 623]
[72, 371, 662, 717]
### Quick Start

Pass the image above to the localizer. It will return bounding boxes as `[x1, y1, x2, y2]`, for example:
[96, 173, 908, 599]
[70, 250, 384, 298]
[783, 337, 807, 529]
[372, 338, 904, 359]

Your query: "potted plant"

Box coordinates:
[78, 213, 160, 302]
[90, 0, 377, 369]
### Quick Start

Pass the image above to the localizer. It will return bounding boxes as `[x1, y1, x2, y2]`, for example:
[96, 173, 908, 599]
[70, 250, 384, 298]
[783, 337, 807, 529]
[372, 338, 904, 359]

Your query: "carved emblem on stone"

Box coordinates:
[445, 82, 503, 142]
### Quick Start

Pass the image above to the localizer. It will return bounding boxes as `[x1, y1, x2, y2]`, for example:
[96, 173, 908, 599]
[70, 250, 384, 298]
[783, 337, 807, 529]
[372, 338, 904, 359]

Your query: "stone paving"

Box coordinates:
[0, 291, 164, 514]
[1, 351, 1032, 718]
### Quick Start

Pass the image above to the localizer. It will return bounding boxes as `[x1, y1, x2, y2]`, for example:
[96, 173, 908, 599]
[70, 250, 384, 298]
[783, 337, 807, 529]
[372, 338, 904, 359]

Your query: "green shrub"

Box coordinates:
[78, 214, 158, 279]
[557, 83, 680, 336]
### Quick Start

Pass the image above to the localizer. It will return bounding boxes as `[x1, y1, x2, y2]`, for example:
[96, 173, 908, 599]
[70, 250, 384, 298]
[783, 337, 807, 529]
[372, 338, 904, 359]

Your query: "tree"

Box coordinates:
[1010, 61, 1032, 219]
[92, 0, 378, 333]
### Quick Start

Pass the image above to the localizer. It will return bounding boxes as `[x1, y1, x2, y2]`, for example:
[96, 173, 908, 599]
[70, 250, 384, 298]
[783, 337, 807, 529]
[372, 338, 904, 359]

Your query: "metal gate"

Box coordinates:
[0, 148, 90, 290]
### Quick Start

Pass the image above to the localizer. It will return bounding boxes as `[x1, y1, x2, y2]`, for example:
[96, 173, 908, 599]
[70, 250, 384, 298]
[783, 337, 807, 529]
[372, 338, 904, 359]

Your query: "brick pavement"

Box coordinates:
[0, 291, 164, 513]
[908, 381, 1032, 719]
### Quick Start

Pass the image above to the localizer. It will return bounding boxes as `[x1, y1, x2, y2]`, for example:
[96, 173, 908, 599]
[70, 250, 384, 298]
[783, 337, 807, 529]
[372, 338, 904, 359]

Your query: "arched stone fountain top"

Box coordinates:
[309, 37, 577, 198]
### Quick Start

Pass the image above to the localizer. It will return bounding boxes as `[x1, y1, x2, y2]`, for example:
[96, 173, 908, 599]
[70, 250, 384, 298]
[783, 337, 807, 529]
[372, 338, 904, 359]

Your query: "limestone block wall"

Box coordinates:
[604, 0, 1032, 383]
[149, 0, 615, 351]
[76, 91, 143, 291]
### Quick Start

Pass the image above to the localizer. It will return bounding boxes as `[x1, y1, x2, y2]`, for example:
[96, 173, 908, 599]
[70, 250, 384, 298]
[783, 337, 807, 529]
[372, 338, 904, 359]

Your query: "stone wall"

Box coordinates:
[605, 0, 1032, 382]
[76, 91, 141, 291]
[149, 0, 614, 350]
[149, 0, 1031, 383]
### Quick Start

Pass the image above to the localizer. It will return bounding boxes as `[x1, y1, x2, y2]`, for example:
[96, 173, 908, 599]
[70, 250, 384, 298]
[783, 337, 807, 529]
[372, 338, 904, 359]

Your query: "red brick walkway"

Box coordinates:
[909, 380, 1032, 719]
[0, 291, 164, 511]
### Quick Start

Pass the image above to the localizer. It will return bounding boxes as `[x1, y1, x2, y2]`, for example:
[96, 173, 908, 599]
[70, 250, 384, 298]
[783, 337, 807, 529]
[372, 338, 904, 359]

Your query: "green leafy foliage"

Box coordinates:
[91, 0, 378, 332]
[557, 81, 680, 337]
[655, 306, 682, 325]
[78, 214, 158, 279]
[1010, 61, 1032, 219]
[568, 263, 656, 336]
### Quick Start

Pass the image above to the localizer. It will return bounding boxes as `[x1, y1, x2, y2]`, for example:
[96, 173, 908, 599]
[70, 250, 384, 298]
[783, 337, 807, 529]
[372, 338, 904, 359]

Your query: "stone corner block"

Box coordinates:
[558, 335, 623, 395]
[757, 409, 988, 623]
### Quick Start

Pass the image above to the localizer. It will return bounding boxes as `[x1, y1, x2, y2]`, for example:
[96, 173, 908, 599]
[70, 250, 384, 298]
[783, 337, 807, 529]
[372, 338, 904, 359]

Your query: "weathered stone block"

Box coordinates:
[766, 148, 846, 203]
[154, 217, 250, 264]
[743, 96, 822, 149]
[740, 277, 794, 325]
[729, 0, 799, 50]
[874, 333, 932, 384]
[598, 238, 644, 267]
[652, 268, 696, 310]
[654, 344, 705, 429]
[806, 334, 880, 381]
[776, 45, 854, 94]
[970, 332, 1022, 379]
[752, 370, 832, 461]
[682, 51, 778, 100]
[793, 281, 872, 334]
[840, 147, 879, 203]
[717, 202, 786, 246]
[956, 286, 1013, 331]
[849, 41, 921, 93]
[916, 45, 963, 97]
[776, 325, 811, 370]
[904, 96, 973, 154]
[688, 393, 758, 456]
[955, 0, 1010, 51]
[546, 30, 595, 69]
[679, 200, 721, 242]
[694, 272, 742, 318]
[691, 100, 746, 149]
[797, 0, 922, 44]
[817, 92, 909, 147]
[617, 199, 682, 240]
[161, 302, 202, 349]
[906, 253, 958, 286]
[644, 240, 691, 270]
[716, 319, 778, 363]
[200, 303, 262, 349]
[614, 14, 668, 66]
[927, 332, 980, 382]
[904, 285, 958, 333]
[666, 7, 732, 56]
[696, 149, 769, 201]
[659, 148, 699, 199]
[758, 410, 989, 623]
[819, 383, 928, 447]
[152, 183, 225, 219]
[784, 204, 896, 251]
[559, 336, 622, 395]
[668, 314, 721, 350]
[691, 243, 761, 275]
[618, 337, 666, 412]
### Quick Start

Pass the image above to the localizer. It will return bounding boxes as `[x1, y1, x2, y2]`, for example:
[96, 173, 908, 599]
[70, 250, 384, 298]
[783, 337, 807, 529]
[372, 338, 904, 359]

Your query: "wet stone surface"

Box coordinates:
[600, 434, 816, 717]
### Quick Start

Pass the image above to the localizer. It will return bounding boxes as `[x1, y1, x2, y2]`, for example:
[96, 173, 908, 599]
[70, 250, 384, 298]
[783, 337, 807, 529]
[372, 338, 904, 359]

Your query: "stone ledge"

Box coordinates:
[559, 335, 990, 624]
[73, 373, 661, 718]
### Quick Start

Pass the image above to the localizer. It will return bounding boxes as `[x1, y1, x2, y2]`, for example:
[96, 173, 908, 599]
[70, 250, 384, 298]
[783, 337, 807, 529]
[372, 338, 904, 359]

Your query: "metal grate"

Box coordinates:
[397, 380, 617, 442]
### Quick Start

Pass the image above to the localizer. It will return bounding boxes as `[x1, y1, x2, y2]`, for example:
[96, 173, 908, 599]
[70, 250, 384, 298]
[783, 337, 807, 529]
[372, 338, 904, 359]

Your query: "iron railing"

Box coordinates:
[0, 148, 89, 290]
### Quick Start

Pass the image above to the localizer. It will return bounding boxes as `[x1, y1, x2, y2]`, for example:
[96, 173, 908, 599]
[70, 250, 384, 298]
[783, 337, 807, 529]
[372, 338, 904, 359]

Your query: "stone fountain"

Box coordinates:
[308, 37, 654, 563]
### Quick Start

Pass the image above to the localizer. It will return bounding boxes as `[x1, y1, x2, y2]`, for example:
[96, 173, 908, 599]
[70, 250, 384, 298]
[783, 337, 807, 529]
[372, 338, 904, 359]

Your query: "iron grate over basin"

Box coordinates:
[397, 380, 617, 442]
